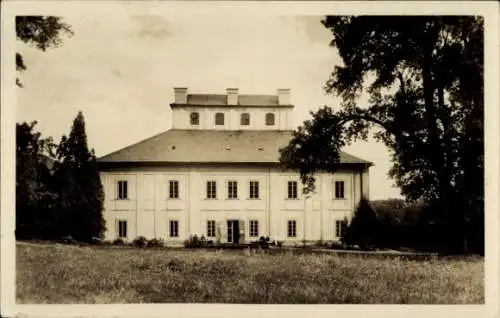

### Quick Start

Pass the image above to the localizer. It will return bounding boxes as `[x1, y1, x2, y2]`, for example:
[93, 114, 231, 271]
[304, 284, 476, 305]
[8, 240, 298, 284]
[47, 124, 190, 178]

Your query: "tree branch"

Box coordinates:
[337, 114, 394, 136]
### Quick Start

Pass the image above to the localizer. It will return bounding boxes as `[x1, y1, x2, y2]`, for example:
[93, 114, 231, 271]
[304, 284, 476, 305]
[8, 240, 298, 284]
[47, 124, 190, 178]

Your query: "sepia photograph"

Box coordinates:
[1, 1, 499, 317]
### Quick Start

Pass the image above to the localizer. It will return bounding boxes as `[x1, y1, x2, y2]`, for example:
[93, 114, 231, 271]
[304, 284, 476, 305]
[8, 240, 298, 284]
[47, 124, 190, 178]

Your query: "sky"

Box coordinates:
[16, 10, 403, 200]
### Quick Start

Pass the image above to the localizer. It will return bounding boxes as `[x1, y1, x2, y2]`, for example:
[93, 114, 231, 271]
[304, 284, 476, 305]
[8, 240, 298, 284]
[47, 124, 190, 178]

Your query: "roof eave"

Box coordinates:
[170, 103, 294, 108]
[97, 161, 371, 170]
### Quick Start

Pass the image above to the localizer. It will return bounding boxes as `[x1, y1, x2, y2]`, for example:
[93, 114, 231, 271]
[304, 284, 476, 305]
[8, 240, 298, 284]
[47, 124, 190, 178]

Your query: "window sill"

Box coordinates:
[285, 198, 300, 200]
[333, 198, 348, 200]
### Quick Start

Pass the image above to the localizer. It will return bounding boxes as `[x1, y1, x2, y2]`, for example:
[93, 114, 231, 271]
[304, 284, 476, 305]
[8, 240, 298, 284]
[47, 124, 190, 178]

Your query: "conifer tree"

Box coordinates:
[55, 111, 105, 241]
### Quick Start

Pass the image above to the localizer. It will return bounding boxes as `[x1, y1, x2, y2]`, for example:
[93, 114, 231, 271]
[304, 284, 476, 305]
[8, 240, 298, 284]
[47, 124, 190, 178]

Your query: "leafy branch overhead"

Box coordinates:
[16, 16, 73, 87]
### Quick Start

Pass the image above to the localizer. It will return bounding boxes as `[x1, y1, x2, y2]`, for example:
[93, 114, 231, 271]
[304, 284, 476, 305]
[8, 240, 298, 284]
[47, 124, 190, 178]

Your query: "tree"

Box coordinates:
[342, 197, 378, 249]
[16, 122, 57, 239]
[54, 111, 105, 242]
[279, 16, 483, 254]
[16, 16, 73, 87]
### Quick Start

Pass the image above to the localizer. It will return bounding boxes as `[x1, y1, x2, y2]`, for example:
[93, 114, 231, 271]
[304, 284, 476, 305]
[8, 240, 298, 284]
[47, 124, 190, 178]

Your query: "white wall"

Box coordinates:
[100, 166, 367, 244]
[171, 106, 293, 130]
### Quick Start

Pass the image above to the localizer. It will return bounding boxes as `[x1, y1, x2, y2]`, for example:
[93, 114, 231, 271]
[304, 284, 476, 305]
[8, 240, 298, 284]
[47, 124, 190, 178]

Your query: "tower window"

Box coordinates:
[241, 113, 250, 126]
[265, 113, 275, 126]
[190, 112, 199, 125]
[215, 113, 225, 125]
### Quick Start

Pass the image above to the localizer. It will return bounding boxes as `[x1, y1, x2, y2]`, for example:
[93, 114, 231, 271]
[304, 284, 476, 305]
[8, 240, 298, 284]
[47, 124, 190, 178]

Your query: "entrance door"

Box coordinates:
[227, 220, 240, 244]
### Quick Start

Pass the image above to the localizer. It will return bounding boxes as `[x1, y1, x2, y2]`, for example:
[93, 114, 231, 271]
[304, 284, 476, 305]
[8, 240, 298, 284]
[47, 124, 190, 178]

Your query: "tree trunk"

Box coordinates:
[421, 46, 463, 253]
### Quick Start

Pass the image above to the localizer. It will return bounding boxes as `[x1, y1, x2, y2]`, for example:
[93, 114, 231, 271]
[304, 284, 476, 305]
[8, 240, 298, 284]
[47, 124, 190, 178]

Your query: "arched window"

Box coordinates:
[215, 112, 225, 126]
[265, 113, 275, 126]
[240, 113, 250, 126]
[190, 112, 199, 125]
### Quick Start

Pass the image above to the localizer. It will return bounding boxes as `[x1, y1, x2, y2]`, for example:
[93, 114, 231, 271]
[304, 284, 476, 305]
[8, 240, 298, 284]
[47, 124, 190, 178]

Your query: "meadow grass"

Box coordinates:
[16, 242, 484, 304]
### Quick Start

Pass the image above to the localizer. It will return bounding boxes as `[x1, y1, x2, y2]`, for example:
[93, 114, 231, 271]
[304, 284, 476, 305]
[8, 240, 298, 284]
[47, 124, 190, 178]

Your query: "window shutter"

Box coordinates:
[347, 178, 351, 199]
[239, 220, 246, 244]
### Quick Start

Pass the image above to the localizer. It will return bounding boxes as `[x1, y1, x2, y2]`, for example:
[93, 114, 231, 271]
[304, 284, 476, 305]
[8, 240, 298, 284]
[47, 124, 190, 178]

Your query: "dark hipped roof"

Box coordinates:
[170, 94, 293, 108]
[97, 130, 372, 166]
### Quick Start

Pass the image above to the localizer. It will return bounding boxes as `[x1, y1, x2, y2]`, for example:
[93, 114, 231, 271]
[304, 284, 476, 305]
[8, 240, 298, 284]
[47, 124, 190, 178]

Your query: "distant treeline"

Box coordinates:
[343, 198, 484, 255]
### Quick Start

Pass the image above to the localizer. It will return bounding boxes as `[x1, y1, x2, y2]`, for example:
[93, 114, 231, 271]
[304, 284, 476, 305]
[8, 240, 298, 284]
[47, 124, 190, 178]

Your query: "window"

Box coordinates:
[227, 180, 238, 199]
[117, 180, 128, 200]
[240, 113, 250, 125]
[168, 180, 179, 199]
[206, 181, 217, 199]
[265, 113, 275, 126]
[335, 220, 347, 238]
[117, 220, 127, 238]
[335, 181, 345, 199]
[249, 181, 259, 199]
[287, 220, 297, 238]
[169, 220, 179, 237]
[190, 112, 199, 125]
[215, 112, 225, 125]
[249, 220, 259, 237]
[207, 220, 216, 238]
[287, 181, 298, 199]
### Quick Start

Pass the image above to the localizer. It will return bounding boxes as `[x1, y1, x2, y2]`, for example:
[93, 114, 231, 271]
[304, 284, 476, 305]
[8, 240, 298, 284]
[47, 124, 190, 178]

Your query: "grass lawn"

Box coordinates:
[16, 242, 484, 304]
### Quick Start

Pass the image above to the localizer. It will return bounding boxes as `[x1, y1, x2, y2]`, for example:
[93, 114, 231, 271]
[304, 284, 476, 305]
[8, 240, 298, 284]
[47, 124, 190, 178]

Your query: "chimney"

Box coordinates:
[277, 88, 290, 105]
[173, 87, 188, 104]
[226, 88, 239, 105]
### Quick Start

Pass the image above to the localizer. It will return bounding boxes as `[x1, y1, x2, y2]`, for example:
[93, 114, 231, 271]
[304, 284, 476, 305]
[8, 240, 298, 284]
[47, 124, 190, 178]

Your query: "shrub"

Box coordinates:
[342, 197, 378, 249]
[330, 240, 344, 250]
[184, 234, 204, 248]
[91, 236, 103, 245]
[59, 235, 78, 245]
[199, 235, 207, 246]
[257, 236, 269, 249]
[113, 238, 125, 245]
[315, 240, 329, 248]
[147, 238, 165, 248]
[133, 236, 147, 248]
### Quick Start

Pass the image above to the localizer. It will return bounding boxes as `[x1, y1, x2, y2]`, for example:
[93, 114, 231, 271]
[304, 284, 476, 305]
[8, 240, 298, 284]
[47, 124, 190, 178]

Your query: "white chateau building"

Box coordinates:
[97, 88, 372, 245]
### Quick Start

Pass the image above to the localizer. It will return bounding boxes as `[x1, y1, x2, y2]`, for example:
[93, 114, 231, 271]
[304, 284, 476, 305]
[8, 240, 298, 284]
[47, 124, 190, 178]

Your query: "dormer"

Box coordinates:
[170, 88, 294, 130]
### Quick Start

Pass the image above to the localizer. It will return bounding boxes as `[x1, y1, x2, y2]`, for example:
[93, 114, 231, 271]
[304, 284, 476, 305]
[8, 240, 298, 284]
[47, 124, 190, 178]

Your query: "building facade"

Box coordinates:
[97, 88, 372, 245]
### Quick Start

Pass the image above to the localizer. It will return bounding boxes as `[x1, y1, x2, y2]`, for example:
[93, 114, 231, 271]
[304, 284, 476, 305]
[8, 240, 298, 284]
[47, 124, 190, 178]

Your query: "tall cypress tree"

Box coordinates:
[55, 111, 105, 242]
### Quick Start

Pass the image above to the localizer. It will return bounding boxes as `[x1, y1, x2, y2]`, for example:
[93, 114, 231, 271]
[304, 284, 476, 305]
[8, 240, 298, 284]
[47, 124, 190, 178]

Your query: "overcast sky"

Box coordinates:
[16, 10, 402, 200]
